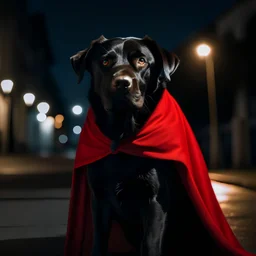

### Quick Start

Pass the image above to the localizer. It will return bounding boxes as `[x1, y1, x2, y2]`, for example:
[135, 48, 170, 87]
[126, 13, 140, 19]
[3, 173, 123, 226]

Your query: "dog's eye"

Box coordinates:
[102, 59, 110, 66]
[137, 57, 147, 67]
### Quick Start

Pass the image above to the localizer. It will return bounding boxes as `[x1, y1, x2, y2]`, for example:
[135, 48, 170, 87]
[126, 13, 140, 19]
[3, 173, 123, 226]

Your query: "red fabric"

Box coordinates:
[65, 89, 254, 256]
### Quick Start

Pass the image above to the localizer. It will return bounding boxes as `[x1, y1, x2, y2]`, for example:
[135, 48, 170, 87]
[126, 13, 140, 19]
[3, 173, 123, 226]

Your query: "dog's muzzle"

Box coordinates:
[112, 75, 133, 90]
[111, 68, 137, 92]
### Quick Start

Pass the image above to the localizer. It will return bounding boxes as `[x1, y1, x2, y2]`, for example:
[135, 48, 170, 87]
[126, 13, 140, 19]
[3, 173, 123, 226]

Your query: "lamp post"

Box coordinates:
[23, 93, 36, 152]
[196, 44, 220, 169]
[1, 79, 14, 153]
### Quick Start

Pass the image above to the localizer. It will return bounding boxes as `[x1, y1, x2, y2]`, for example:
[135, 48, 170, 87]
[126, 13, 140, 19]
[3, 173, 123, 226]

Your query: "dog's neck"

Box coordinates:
[88, 87, 164, 150]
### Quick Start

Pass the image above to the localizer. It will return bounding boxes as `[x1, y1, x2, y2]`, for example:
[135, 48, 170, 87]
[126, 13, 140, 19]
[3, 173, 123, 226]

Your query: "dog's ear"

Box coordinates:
[70, 49, 89, 84]
[142, 35, 180, 82]
[70, 35, 107, 84]
[160, 49, 180, 81]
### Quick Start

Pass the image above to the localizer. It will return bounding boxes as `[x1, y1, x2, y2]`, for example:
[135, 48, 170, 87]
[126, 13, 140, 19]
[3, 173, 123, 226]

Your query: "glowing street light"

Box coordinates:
[1, 79, 14, 152]
[196, 44, 211, 57]
[55, 122, 63, 129]
[37, 113, 47, 122]
[59, 134, 68, 144]
[1, 79, 14, 94]
[55, 114, 64, 123]
[196, 43, 219, 168]
[72, 105, 82, 115]
[73, 125, 82, 135]
[37, 102, 50, 114]
[43, 116, 55, 128]
[23, 93, 35, 107]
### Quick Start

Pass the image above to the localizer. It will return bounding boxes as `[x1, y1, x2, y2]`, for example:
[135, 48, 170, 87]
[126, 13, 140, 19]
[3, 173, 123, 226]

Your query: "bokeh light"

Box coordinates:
[23, 93, 35, 107]
[55, 114, 64, 123]
[73, 125, 82, 135]
[55, 122, 62, 129]
[36, 113, 47, 122]
[1, 79, 14, 94]
[72, 105, 82, 115]
[37, 102, 50, 114]
[196, 44, 211, 57]
[59, 134, 68, 144]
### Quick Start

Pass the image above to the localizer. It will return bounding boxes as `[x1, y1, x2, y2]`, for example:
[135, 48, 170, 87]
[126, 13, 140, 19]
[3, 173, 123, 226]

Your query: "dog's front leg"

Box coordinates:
[91, 196, 112, 256]
[140, 199, 166, 256]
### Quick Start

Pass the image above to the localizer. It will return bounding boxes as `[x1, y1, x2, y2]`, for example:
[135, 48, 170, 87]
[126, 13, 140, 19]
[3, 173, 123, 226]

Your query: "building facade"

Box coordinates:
[171, 0, 256, 168]
[0, 0, 65, 155]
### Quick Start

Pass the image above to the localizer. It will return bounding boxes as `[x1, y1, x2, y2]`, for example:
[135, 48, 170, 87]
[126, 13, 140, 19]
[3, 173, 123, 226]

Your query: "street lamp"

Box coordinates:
[54, 114, 64, 129]
[73, 125, 82, 135]
[1, 79, 14, 94]
[55, 114, 64, 123]
[72, 105, 82, 115]
[59, 134, 68, 144]
[196, 43, 220, 169]
[23, 93, 35, 107]
[37, 113, 47, 122]
[37, 102, 50, 114]
[1, 79, 14, 153]
[196, 44, 211, 57]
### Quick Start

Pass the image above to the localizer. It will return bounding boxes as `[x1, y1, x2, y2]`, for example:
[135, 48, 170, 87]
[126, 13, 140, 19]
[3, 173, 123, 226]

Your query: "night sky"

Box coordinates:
[27, 0, 236, 139]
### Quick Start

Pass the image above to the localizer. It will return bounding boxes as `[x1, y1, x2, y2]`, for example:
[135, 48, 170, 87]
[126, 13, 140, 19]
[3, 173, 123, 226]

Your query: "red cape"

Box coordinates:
[65, 89, 254, 256]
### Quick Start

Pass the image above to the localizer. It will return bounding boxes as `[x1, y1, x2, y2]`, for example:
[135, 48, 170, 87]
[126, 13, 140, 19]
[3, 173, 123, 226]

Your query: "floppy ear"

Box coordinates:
[70, 35, 107, 84]
[70, 49, 89, 84]
[142, 35, 180, 82]
[161, 48, 180, 80]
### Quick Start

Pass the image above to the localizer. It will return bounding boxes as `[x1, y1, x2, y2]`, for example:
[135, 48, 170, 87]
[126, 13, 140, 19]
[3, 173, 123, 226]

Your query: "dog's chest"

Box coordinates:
[87, 153, 160, 199]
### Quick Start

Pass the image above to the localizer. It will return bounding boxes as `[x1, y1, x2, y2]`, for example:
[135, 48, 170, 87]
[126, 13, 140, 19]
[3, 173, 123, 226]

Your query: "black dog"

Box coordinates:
[71, 35, 180, 256]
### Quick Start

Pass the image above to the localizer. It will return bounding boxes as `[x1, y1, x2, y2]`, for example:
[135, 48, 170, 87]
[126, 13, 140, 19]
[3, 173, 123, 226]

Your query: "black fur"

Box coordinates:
[71, 35, 180, 256]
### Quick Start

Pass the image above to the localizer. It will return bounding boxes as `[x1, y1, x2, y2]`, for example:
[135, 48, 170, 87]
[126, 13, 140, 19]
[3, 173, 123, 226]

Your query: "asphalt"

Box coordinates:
[1, 154, 256, 190]
[0, 236, 65, 256]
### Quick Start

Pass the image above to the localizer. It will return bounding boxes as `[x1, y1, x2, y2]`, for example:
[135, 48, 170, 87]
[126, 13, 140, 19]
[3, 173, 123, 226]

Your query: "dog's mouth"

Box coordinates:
[102, 91, 144, 112]
[127, 93, 144, 108]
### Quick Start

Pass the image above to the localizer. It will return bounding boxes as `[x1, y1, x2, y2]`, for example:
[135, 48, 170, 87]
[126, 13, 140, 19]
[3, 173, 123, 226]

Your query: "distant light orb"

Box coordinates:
[73, 125, 82, 135]
[196, 44, 211, 57]
[55, 114, 64, 123]
[23, 93, 35, 107]
[37, 102, 50, 114]
[37, 113, 47, 122]
[72, 105, 82, 115]
[45, 116, 55, 125]
[59, 134, 68, 144]
[55, 122, 62, 129]
[1, 79, 14, 94]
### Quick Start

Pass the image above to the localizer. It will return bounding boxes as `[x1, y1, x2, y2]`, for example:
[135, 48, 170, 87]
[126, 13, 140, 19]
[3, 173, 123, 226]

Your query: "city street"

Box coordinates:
[0, 180, 255, 255]
[0, 1, 255, 256]
[212, 181, 256, 253]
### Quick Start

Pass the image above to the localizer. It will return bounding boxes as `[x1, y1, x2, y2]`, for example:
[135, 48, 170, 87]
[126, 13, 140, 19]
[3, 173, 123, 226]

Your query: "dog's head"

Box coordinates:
[71, 35, 179, 112]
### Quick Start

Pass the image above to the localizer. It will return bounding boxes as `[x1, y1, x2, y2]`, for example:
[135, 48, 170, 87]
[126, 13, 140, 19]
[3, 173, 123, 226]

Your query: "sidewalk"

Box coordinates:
[209, 170, 256, 191]
[0, 154, 74, 189]
[0, 154, 74, 175]
[1, 155, 256, 191]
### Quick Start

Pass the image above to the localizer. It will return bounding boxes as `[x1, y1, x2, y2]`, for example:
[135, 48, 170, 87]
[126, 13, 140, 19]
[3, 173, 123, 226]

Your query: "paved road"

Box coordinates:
[212, 181, 256, 254]
[0, 181, 255, 255]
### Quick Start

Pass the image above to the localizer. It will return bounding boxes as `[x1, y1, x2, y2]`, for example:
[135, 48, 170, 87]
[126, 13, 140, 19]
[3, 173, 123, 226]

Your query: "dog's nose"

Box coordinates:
[112, 76, 132, 90]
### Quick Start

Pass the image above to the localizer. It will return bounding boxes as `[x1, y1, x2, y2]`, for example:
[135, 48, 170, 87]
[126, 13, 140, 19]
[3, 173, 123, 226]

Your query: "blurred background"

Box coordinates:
[0, 0, 255, 168]
[0, 0, 255, 255]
